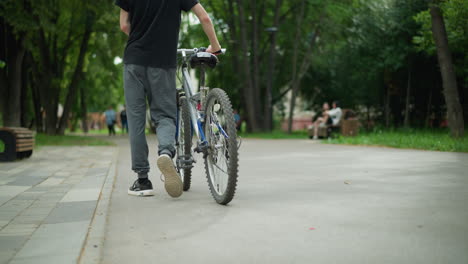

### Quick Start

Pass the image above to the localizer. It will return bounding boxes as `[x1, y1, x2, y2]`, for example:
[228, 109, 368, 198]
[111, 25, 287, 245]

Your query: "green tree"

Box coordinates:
[414, 0, 467, 137]
[0, 0, 125, 134]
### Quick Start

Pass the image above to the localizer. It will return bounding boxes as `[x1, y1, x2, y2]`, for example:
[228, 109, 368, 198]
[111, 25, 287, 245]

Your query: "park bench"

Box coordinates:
[308, 109, 360, 139]
[0, 127, 35, 162]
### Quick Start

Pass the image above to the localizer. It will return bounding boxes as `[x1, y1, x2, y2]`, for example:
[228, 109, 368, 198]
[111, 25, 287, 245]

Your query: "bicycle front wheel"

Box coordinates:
[203, 88, 239, 205]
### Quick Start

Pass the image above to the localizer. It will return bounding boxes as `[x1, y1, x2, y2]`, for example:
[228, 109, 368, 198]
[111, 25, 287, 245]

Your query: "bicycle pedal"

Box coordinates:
[194, 142, 209, 154]
[194, 146, 203, 153]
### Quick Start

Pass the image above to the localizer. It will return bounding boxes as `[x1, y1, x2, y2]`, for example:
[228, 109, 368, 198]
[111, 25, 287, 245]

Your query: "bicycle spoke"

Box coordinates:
[206, 105, 231, 196]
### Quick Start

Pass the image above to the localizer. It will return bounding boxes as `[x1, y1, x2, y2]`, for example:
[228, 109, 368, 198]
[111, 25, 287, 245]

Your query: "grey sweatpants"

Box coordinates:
[124, 64, 177, 177]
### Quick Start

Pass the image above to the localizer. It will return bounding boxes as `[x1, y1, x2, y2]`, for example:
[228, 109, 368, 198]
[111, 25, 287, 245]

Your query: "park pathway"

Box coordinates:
[102, 136, 468, 264]
[0, 146, 116, 264]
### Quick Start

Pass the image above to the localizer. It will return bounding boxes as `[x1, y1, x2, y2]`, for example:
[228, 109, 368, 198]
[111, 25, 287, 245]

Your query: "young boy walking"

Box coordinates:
[115, 0, 221, 197]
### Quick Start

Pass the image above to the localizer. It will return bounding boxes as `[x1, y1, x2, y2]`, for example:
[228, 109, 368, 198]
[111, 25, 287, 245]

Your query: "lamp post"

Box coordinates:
[265, 27, 278, 131]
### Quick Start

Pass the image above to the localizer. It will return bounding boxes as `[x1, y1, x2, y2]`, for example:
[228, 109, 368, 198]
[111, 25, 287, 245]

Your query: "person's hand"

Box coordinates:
[206, 44, 222, 54]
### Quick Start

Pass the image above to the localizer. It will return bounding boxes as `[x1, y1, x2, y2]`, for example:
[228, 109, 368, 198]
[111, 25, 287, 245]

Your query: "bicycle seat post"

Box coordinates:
[199, 67, 208, 115]
[199, 67, 206, 89]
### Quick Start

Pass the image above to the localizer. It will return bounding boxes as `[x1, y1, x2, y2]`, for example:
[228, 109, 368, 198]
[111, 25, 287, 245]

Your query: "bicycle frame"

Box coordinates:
[183, 66, 206, 141]
[176, 49, 207, 152]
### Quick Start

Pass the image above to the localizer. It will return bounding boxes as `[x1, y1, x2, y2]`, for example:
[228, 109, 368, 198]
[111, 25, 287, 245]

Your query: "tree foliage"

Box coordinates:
[414, 0, 468, 88]
[187, 0, 467, 132]
[1, 0, 466, 135]
[0, 0, 126, 133]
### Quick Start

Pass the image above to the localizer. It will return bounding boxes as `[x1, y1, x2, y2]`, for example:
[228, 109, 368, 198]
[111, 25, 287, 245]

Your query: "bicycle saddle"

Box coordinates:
[190, 52, 219, 69]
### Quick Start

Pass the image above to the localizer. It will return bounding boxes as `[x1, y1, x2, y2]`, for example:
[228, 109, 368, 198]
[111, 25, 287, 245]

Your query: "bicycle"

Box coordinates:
[175, 47, 239, 205]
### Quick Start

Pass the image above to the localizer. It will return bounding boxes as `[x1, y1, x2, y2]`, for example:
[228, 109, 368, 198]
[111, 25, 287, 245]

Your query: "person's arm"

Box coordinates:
[191, 4, 221, 53]
[119, 9, 131, 36]
[327, 108, 338, 117]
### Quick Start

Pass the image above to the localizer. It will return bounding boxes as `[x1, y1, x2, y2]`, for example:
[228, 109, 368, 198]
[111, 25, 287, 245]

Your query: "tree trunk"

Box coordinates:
[430, 5, 464, 137]
[80, 83, 88, 133]
[44, 102, 58, 135]
[384, 86, 391, 128]
[0, 71, 6, 125]
[366, 104, 371, 131]
[6, 47, 25, 127]
[31, 81, 43, 132]
[70, 113, 78, 132]
[383, 69, 391, 128]
[287, 0, 306, 134]
[425, 87, 433, 128]
[20, 52, 29, 128]
[214, 0, 248, 126]
[251, 0, 263, 130]
[29, 56, 40, 131]
[35, 25, 60, 135]
[0, 22, 25, 127]
[264, 0, 283, 131]
[235, 0, 260, 132]
[57, 13, 94, 135]
[403, 66, 411, 127]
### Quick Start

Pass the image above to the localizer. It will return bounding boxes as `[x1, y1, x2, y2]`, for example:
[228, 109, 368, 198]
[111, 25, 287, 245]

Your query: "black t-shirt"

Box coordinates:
[115, 0, 199, 68]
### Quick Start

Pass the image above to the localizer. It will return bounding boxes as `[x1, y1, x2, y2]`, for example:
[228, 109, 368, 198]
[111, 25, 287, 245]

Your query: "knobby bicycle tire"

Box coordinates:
[179, 97, 193, 191]
[203, 88, 239, 205]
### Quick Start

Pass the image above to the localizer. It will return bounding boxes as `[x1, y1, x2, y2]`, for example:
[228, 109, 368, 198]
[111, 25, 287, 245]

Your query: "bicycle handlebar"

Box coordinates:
[177, 48, 227, 55]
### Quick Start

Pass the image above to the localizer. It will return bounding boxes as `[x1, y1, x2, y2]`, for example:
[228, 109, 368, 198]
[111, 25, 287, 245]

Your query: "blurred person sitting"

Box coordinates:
[309, 102, 331, 138]
[327, 101, 343, 126]
[311, 101, 342, 139]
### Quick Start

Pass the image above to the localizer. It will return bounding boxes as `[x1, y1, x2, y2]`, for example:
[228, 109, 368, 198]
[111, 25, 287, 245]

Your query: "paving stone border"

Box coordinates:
[78, 149, 118, 264]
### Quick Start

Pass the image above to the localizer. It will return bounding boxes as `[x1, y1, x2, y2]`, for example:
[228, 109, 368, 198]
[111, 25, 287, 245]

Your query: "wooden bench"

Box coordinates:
[308, 109, 360, 139]
[0, 127, 35, 162]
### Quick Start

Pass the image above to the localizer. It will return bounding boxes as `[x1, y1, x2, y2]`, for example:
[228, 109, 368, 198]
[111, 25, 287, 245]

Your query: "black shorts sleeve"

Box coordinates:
[181, 0, 199, 12]
[115, 0, 130, 11]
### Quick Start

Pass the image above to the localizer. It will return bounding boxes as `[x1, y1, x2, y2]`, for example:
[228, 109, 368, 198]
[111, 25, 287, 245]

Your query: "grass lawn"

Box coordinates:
[13, 128, 465, 152]
[239, 130, 309, 139]
[66, 128, 113, 135]
[238, 128, 467, 153]
[327, 128, 468, 153]
[35, 133, 114, 148]
[66, 128, 151, 135]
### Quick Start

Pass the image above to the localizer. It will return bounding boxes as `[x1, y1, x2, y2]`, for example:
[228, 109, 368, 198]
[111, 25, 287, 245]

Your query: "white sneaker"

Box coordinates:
[157, 154, 183, 198]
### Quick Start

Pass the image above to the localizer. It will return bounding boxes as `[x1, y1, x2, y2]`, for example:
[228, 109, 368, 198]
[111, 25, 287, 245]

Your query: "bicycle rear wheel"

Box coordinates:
[203, 88, 239, 205]
[176, 96, 193, 191]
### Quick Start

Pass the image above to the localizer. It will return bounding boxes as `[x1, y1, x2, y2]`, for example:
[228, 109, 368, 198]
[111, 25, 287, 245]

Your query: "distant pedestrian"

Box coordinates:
[120, 106, 128, 134]
[105, 106, 116, 136]
[234, 110, 241, 131]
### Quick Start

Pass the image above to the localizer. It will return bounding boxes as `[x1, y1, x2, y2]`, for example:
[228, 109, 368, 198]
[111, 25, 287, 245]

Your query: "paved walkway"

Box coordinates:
[1, 136, 468, 264]
[0, 146, 116, 264]
[102, 136, 468, 264]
